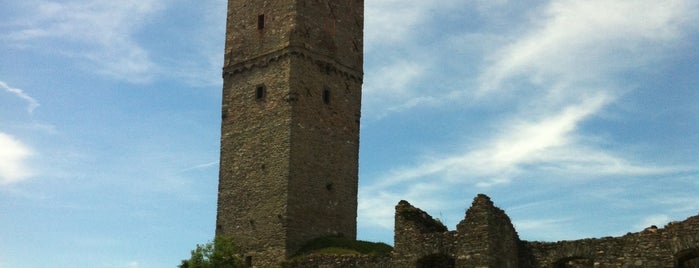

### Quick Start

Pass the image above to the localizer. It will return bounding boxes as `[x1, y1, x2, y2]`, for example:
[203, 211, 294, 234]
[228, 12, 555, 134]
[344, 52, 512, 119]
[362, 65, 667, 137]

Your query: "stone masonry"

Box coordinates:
[285, 195, 699, 267]
[216, 0, 364, 267]
[391, 195, 699, 268]
[215, 1, 699, 267]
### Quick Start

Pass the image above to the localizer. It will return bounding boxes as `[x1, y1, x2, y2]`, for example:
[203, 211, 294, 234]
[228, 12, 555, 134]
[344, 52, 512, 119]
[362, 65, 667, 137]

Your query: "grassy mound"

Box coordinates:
[293, 236, 393, 256]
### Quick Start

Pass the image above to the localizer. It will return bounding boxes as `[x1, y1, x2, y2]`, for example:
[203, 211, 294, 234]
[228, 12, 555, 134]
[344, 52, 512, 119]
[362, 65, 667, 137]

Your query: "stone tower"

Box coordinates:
[216, 0, 363, 266]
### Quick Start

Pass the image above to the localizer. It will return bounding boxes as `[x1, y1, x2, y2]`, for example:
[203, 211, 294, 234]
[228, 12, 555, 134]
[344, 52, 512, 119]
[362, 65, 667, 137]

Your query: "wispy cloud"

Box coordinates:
[363, 92, 683, 192]
[479, 0, 697, 95]
[365, 1, 431, 47]
[2, 0, 164, 83]
[512, 217, 576, 241]
[0, 80, 39, 114]
[359, 0, 698, 232]
[0, 132, 34, 185]
[179, 161, 219, 173]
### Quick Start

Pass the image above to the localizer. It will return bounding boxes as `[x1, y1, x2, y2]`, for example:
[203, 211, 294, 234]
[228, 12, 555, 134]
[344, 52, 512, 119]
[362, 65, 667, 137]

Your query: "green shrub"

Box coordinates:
[179, 236, 242, 268]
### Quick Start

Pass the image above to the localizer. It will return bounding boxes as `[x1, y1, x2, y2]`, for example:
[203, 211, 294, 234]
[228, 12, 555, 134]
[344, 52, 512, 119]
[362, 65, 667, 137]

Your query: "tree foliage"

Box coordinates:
[179, 236, 242, 268]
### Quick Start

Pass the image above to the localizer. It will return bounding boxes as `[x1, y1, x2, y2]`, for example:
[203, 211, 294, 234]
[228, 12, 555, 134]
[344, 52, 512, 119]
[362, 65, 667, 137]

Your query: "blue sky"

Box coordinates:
[1, 0, 697, 267]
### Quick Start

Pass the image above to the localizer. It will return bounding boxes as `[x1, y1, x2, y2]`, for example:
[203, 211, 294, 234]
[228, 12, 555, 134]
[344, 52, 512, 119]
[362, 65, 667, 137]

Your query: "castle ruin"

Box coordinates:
[214, 0, 699, 267]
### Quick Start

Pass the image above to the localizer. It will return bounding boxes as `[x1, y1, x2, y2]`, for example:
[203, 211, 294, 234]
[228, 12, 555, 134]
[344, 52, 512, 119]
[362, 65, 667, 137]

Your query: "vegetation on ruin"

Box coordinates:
[292, 236, 393, 257]
[179, 235, 242, 268]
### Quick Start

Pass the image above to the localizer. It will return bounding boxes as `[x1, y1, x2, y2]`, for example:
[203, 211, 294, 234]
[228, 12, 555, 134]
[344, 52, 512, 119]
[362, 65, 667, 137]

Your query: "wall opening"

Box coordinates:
[676, 248, 699, 268]
[245, 256, 252, 267]
[416, 254, 455, 268]
[255, 85, 266, 101]
[322, 88, 331, 104]
[553, 257, 594, 268]
[257, 14, 265, 30]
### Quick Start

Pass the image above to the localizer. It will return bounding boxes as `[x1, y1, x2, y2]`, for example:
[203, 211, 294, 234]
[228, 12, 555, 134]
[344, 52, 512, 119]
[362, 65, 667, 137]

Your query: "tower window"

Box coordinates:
[245, 256, 252, 267]
[257, 14, 265, 30]
[322, 88, 331, 104]
[255, 85, 266, 101]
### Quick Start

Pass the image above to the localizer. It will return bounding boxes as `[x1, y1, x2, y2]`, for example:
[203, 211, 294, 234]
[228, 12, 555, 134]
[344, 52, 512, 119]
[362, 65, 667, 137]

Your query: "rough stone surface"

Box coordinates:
[281, 255, 392, 268]
[392, 195, 699, 268]
[215, 1, 699, 267]
[216, 0, 363, 267]
[286, 195, 699, 268]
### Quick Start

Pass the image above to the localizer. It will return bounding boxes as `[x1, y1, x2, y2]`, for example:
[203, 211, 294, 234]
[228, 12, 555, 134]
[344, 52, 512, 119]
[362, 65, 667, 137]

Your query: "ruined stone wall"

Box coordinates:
[389, 195, 699, 268]
[281, 255, 393, 268]
[522, 214, 699, 268]
[455, 194, 519, 267]
[392, 195, 520, 268]
[393, 200, 452, 267]
[216, 1, 698, 267]
[282, 195, 699, 268]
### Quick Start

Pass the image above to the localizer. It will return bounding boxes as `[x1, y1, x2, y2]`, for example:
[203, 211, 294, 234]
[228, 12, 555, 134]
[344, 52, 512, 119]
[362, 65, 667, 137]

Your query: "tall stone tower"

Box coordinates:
[216, 0, 363, 266]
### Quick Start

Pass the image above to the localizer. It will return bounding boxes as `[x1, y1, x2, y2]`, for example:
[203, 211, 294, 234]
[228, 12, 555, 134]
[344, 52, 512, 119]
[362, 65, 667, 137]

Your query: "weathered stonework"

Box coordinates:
[215, 1, 699, 267]
[390, 195, 699, 268]
[216, 1, 363, 267]
[284, 195, 699, 268]
[392, 195, 520, 268]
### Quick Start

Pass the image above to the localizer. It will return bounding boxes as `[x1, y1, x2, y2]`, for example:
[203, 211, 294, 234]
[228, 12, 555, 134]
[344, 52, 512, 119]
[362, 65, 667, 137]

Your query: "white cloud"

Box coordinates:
[358, 191, 401, 229]
[365, 0, 446, 48]
[655, 195, 699, 215]
[179, 161, 219, 173]
[365, 0, 698, 187]
[479, 0, 698, 94]
[0, 80, 39, 114]
[0, 132, 34, 184]
[2, 0, 164, 82]
[363, 60, 431, 116]
[366, 94, 612, 189]
[358, 0, 698, 232]
[513, 218, 573, 238]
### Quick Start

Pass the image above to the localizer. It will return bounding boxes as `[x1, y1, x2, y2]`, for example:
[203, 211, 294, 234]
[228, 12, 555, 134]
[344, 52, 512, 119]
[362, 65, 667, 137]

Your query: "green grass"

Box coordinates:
[292, 236, 393, 257]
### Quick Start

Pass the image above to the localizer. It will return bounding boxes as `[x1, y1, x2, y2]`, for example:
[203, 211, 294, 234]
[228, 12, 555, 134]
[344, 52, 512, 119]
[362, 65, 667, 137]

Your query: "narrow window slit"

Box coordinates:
[257, 14, 265, 30]
[245, 256, 252, 267]
[256, 85, 266, 100]
[322, 88, 331, 104]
